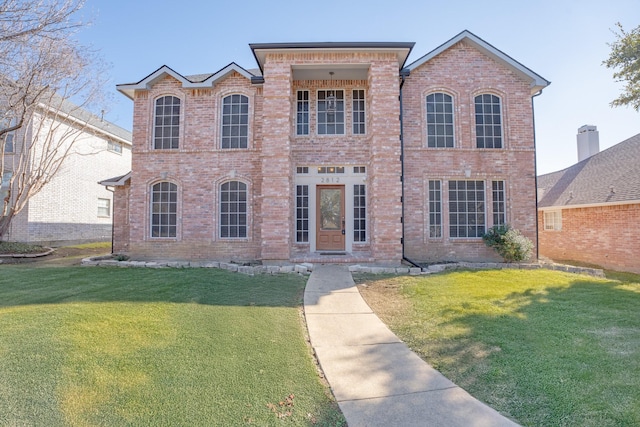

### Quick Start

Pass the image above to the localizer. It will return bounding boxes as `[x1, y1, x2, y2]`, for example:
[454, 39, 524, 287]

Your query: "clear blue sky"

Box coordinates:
[78, 0, 639, 174]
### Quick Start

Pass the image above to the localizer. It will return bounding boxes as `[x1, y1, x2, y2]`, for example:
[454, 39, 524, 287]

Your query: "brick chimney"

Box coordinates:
[577, 125, 600, 162]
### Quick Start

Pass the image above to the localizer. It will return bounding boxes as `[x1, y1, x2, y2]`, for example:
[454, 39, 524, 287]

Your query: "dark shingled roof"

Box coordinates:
[538, 132, 640, 207]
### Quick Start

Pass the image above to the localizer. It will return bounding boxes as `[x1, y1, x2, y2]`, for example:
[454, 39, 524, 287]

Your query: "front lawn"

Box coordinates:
[0, 266, 345, 426]
[357, 269, 640, 427]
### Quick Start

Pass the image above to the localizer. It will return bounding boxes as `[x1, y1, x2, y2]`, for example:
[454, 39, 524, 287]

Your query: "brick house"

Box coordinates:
[538, 129, 640, 273]
[105, 30, 548, 265]
[1, 99, 132, 245]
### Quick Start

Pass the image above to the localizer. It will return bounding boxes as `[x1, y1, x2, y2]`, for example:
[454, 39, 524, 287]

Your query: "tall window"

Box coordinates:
[97, 198, 111, 217]
[449, 180, 485, 238]
[492, 181, 506, 226]
[317, 90, 344, 135]
[154, 96, 180, 149]
[2, 117, 18, 153]
[352, 89, 366, 135]
[221, 94, 249, 149]
[426, 93, 454, 148]
[354, 185, 366, 242]
[1, 171, 12, 216]
[220, 181, 247, 238]
[296, 185, 309, 242]
[296, 90, 309, 135]
[475, 94, 502, 148]
[544, 211, 562, 231]
[428, 180, 442, 238]
[151, 182, 177, 238]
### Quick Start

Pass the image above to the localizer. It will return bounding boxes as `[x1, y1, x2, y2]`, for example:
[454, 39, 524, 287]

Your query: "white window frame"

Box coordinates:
[150, 181, 178, 238]
[492, 180, 506, 226]
[317, 89, 345, 135]
[353, 184, 367, 242]
[352, 89, 366, 135]
[544, 210, 562, 231]
[296, 90, 309, 136]
[295, 185, 309, 243]
[153, 95, 181, 150]
[475, 94, 503, 149]
[448, 180, 486, 238]
[426, 92, 454, 148]
[107, 140, 122, 154]
[221, 94, 249, 149]
[219, 180, 248, 239]
[428, 180, 442, 238]
[97, 198, 111, 218]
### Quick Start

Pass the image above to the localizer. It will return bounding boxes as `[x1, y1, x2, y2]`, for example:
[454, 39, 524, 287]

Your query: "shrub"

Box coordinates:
[483, 225, 534, 262]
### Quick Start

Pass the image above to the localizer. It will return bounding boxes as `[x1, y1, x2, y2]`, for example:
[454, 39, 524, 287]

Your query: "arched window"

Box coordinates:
[220, 181, 247, 238]
[474, 94, 502, 149]
[150, 181, 177, 237]
[426, 93, 454, 147]
[221, 94, 249, 149]
[153, 96, 180, 149]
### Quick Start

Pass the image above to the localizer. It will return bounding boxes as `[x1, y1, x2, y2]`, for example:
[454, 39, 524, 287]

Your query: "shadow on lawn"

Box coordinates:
[425, 280, 640, 426]
[0, 266, 308, 308]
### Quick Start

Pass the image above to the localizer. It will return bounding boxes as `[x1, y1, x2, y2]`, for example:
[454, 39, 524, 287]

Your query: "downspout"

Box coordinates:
[105, 186, 115, 254]
[398, 68, 421, 268]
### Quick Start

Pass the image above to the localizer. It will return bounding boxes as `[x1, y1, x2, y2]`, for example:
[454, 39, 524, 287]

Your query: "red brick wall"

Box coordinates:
[402, 40, 538, 262]
[539, 204, 640, 273]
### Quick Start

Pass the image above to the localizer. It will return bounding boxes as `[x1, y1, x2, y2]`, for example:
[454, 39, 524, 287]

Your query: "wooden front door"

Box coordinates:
[316, 185, 345, 251]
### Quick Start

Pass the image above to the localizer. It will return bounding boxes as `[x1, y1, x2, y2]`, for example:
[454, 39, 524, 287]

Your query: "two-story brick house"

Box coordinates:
[106, 30, 549, 265]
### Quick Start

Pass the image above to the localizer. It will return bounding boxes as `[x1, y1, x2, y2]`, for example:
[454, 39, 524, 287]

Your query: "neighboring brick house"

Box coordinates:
[538, 130, 640, 273]
[1, 99, 132, 245]
[105, 30, 549, 264]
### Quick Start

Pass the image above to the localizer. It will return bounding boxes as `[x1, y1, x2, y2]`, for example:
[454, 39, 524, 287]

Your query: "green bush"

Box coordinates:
[482, 225, 533, 262]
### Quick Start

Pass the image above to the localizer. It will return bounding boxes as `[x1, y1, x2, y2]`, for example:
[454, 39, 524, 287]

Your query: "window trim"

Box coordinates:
[352, 89, 366, 135]
[296, 90, 310, 136]
[149, 181, 179, 239]
[492, 180, 506, 226]
[220, 93, 250, 149]
[295, 185, 309, 243]
[97, 197, 111, 218]
[219, 180, 249, 239]
[353, 184, 367, 242]
[428, 180, 443, 239]
[426, 92, 455, 148]
[152, 95, 181, 150]
[474, 93, 504, 149]
[448, 180, 486, 239]
[317, 89, 345, 135]
[544, 210, 562, 231]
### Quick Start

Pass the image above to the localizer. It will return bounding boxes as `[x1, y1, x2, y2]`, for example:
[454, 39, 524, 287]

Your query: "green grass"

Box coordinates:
[356, 269, 640, 427]
[0, 266, 345, 426]
[0, 241, 47, 254]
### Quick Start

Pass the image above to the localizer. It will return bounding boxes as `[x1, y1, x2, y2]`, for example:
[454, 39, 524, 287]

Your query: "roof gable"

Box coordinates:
[116, 63, 256, 99]
[405, 30, 550, 95]
[538, 133, 640, 208]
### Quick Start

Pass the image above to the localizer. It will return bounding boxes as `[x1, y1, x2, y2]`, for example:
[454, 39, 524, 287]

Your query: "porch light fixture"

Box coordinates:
[326, 72, 337, 115]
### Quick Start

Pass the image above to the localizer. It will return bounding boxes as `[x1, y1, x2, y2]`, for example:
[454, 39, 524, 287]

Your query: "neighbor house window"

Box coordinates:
[2, 117, 17, 153]
[220, 181, 247, 238]
[150, 181, 177, 238]
[317, 90, 344, 135]
[426, 93, 454, 148]
[154, 96, 180, 149]
[352, 89, 366, 135]
[97, 198, 111, 217]
[221, 94, 249, 149]
[1, 171, 12, 216]
[296, 90, 309, 135]
[492, 180, 506, 226]
[544, 211, 562, 231]
[428, 180, 442, 238]
[449, 180, 485, 238]
[354, 184, 366, 242]
[296, 185, 309, 242]
[475, 94, 502, 149]
[107, 140, 122, 154]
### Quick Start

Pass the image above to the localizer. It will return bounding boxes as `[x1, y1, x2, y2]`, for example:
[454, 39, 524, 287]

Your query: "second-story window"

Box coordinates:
[426, 93, 454, 148]
[475, 94, 503, 149]
[317, 90, 344, 135]
[296, 90, 309, 135]
[154, 96, 180, 150]
[352, 89, 366, 135]
[221, 94, 249, 149]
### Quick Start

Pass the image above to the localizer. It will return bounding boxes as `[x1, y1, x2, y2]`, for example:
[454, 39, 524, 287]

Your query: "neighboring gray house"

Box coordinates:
[1, 99, 132, 246]
[537, 127, 640, 273]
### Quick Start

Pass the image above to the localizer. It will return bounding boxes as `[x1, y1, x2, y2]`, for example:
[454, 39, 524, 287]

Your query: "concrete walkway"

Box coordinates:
[304, 264, 520, 427]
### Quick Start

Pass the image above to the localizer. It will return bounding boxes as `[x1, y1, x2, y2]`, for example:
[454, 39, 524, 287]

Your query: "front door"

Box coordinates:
[316, 185, 345, 251]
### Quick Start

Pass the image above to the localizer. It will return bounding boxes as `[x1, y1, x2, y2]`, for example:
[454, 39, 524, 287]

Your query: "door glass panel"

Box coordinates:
[320, 189, 341, 230]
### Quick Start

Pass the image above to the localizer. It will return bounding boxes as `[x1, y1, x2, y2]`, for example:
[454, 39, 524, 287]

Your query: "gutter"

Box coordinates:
[398, 68, 421, 269]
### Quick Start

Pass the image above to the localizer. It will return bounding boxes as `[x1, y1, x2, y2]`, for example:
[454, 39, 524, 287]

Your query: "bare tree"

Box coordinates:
[0, 0, 108, 238]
